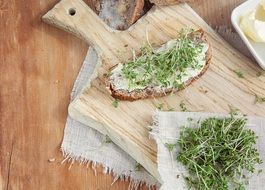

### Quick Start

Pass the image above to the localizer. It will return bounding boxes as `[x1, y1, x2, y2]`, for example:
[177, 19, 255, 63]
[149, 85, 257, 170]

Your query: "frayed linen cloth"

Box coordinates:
[151, 112, 265, 190]
[61, 1, 253, 189]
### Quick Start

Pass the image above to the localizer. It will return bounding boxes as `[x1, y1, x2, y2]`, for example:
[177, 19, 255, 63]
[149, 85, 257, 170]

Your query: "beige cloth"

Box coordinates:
[152, 112, 265, 190]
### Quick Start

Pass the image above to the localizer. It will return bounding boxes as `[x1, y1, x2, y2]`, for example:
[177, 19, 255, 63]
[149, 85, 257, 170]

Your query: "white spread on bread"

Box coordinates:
[109, 39, 208, 92]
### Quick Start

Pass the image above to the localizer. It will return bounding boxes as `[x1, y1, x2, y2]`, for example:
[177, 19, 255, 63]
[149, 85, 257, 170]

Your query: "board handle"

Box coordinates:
[42, 0, 123, 54]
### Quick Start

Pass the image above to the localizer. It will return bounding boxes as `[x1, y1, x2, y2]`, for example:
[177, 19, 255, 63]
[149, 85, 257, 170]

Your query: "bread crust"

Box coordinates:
[130, 0, 145, 25]
[106, 29, 212, 101]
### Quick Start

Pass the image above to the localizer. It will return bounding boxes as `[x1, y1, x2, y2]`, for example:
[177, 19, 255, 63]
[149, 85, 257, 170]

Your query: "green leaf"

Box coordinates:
[180, 101, 188, 112]
[165, 143, 176, 152]
[157, 103, 164, 110]
[103, 136, 112, 144]
[135, 162, 143, 171]
[112, 99, 119, 108]
[255, 94, 265, 104]
[234, 70, 244, 78]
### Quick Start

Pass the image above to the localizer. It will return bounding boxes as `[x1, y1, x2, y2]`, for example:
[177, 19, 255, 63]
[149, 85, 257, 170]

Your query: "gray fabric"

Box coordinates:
[152, 112, 265, 190]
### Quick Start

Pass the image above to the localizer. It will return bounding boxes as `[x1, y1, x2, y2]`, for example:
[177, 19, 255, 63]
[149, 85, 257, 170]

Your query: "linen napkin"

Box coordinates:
[152, 112, 265, 190]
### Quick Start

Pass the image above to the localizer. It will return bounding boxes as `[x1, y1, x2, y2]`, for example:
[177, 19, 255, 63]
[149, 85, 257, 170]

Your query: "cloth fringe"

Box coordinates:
[60, 147, 157, 190]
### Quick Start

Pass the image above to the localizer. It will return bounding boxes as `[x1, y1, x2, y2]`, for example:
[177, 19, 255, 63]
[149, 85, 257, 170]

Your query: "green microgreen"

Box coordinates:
[112, 99, 119, 108]
[167, 107, 176, 111]
[135, 162, 143, 171]
[180, 101, 189, 112]
[156, 103, 175, 111]
[258, 169, 263, 175]
[103, 135, 112, 144]
[157, 103, 164, 110]
[177, 116, 262, 190]
[120, 28, 205, 90]
[254, 94, 265, 104]
[228, 105, 240, 117]
[234, 70, 244, 78]
[104, 70, 112, 78]
[165, 143, 176, 152]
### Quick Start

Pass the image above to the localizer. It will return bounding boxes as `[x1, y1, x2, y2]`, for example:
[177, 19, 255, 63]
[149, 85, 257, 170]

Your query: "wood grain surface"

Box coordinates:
[0, 0, 246, 189]
[43, 0, 264, 181]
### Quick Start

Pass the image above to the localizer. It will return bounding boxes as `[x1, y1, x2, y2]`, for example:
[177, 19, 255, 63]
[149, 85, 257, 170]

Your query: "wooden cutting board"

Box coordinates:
[43, 0, 265, 181]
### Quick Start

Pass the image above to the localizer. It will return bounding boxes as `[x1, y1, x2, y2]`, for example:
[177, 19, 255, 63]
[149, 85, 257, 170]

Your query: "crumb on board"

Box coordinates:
[54, 80, 60, 84]
[199, 86, 208, 94]
[48, 158, 56, 163]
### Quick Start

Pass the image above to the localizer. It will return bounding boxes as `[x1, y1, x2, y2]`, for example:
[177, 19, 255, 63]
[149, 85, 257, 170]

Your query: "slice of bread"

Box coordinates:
[106, 29, 212, 101]
[98, 0, 144, 30]
[115, 0, 144, 28]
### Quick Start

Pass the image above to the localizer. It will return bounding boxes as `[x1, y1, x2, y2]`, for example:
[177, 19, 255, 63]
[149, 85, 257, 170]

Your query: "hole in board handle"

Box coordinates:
[69, 8, 76, 16]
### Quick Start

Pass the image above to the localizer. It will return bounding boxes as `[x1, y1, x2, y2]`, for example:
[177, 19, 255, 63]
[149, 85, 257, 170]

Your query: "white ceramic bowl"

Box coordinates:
[231, 0, 265, 70]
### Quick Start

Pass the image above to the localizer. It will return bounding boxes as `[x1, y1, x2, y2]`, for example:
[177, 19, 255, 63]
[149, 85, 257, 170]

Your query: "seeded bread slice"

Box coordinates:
[106, 29, 212, 101]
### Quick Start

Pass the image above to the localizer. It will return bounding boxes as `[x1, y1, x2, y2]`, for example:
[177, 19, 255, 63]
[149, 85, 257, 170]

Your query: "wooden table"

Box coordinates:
[0, 0, 244, 189]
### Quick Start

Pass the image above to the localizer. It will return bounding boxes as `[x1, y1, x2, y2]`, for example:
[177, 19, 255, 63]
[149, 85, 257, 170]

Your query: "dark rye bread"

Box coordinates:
[115, 0, 145, 29]
[106, 29, 212, 101]
[96, 0, 144, 30]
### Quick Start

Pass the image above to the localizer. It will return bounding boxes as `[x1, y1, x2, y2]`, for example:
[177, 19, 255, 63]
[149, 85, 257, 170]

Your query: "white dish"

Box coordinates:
[231, 0, 265, 70]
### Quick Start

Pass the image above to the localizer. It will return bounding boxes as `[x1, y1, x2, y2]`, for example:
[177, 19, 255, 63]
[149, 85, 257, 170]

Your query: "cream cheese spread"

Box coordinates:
[109, 39, 208, 92]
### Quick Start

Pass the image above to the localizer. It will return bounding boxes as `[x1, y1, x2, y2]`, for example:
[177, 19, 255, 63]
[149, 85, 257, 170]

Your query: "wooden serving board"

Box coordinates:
[43, 0, 265, 181]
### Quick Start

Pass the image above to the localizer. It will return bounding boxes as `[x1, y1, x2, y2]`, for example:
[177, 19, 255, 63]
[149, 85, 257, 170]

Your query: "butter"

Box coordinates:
[261, 0, 265, 9]
[240, 1, 265, 43]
